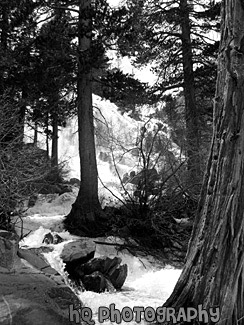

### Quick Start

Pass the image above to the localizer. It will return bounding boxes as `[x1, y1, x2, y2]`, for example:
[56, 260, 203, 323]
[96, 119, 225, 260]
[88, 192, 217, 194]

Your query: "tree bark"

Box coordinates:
[164, 1, 244, 324]
[65, 0, 101, 233]
[180, 0, 201, 193]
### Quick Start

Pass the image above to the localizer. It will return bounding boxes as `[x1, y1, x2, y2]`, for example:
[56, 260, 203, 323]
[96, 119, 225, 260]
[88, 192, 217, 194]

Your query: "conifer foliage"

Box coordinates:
[117, 0, 220, 192]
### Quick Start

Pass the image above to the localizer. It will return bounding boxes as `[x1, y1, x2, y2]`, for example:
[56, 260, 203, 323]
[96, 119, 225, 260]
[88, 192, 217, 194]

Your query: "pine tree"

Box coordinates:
[0, 0, 39, 145]
[64, 0, 104, 233]
[33, 8, 76, 166]
[117, 0, 220, 192]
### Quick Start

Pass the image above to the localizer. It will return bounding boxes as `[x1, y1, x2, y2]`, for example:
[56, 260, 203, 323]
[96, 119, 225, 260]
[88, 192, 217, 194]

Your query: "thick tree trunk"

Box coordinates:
[65, 0, 101, 234]
[164, 1, 244, 324]
[180, 0, 201, 193]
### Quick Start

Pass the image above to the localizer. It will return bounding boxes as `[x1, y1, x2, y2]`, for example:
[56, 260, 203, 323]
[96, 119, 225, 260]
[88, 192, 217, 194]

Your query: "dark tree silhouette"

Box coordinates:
[65, 0, 102, 233]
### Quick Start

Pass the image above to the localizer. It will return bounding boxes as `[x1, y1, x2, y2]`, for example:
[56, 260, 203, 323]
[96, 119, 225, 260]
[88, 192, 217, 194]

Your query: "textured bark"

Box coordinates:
[65, 0, 101, 230]
[180, 0, 201, 190]
[164, 1, 244, 324]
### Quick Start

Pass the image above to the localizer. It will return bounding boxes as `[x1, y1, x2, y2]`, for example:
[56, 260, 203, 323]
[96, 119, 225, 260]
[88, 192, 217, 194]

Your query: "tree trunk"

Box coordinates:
[65, 0, 101, 234]
[164, 1, 244, 324]
[34, 121, 38, 145]
[180, 0, 201, 193]
[19, 87, 27, 145]
[45, 112, 50, 160]
[51, 112, 58, 168]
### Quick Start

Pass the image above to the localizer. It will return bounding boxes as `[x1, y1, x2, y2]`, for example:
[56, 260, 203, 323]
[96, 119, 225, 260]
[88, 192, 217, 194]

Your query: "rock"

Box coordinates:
[56, 192, 76, 205]
[69, 178, 81, 186]
[75, 256, 122, 277]
[60, 238, 96, 263]
[17, 248, 59, 275]
[73, 256, 128, 292]
[42, 233, 63, 245]
[47, 286, 80, 310]
[82, 271, 107, 292]
[0, 231, 19, 270]
[108, 264, 128, 289]
[64, 251, 96, 283]
[53, 234, 63, 244]
[58, 184, 73, 195]
[122, 173, 129, 183]
[0, 260, 80, 325]
[43, 233, 54, 244]
[81, 270, 116, 293]
[105, 277, 116, 292]
[48, 274, 66, 286]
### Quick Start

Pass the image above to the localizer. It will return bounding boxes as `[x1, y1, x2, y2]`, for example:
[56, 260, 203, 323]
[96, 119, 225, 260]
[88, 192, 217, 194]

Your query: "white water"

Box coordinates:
[20, 215, 181, 325]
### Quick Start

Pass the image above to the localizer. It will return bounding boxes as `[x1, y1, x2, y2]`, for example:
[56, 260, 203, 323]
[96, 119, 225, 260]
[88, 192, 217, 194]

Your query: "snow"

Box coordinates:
[19, 214, 181, 325]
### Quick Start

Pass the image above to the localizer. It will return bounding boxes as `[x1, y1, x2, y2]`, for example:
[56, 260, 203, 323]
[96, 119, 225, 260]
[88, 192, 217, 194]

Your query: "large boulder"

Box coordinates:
[61, 239, 128, 293]
[0, 230, 19, 270]
[75, 256, 122, 276]
[60, 238, 96, 263]
[0, 260, 80, 325]
[73, 256, 128, 292]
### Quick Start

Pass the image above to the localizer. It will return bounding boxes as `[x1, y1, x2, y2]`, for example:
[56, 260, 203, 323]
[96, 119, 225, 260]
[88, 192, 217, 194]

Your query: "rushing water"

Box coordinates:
[20, 221, 181, 325]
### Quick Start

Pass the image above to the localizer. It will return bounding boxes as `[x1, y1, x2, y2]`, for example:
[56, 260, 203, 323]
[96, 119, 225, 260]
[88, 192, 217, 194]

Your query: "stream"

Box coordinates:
[20, 215, 182, 325]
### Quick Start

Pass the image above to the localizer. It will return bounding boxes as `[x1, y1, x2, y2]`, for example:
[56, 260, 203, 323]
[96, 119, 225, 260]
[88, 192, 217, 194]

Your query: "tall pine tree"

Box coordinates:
[117, 0, 220, 193]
